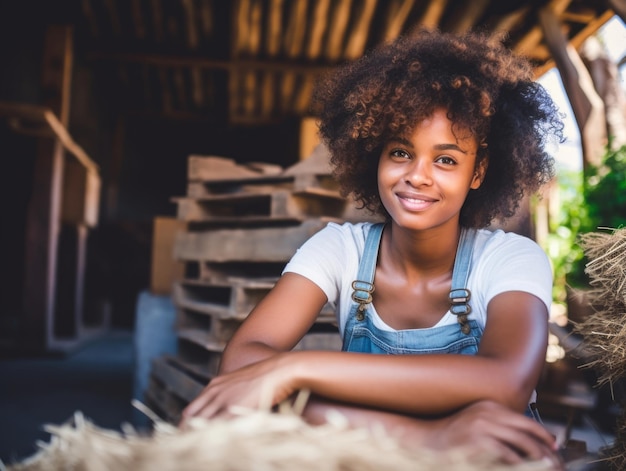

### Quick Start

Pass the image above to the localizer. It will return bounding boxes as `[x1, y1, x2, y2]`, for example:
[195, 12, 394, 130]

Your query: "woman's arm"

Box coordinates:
[302, 397, 561, 468]
[182, 273, 548, 420]
[217, 272, 330, 373]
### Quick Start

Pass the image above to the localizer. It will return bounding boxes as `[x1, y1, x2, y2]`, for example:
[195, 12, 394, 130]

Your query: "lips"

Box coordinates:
[396, 192, 437, 211]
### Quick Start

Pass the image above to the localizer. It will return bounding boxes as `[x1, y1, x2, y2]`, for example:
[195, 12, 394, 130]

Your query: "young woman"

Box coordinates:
[182, 29, 564, 467]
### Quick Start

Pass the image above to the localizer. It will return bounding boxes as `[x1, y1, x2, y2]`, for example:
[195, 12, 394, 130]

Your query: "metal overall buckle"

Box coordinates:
[351, 280, 375, 321]
[449, 288, 472, 335]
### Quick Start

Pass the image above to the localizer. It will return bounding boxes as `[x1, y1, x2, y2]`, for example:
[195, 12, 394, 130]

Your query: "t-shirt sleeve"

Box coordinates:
[478, 233, 553, 312]
[281, 222, 350, 305]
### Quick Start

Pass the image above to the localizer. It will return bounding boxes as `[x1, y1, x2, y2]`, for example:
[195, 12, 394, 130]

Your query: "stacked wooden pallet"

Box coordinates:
[145, 145, 378, 423]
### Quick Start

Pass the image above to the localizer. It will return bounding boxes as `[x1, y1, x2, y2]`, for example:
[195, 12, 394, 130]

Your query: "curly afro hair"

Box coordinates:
[312, 29, 564, 228]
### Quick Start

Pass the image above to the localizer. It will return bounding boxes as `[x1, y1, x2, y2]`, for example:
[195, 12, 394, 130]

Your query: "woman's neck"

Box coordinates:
[382, 222, 461, 279]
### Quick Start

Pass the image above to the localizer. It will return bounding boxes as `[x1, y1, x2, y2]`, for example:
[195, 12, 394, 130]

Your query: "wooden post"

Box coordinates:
[22, 25, 74, 351]
[538, 6, 607, 170]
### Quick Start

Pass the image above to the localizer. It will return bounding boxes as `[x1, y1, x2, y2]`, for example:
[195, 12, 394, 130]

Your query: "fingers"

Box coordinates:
[179, 383, 224, 427]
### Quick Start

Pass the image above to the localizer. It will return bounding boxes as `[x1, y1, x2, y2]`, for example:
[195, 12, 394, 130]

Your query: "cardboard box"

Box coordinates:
[151, 217, 187, 295]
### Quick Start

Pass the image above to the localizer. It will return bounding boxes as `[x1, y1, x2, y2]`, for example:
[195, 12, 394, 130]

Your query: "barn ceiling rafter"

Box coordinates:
[68, 0, 621, 123]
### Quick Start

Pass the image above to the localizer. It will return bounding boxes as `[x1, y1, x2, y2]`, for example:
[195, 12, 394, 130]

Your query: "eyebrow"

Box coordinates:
[387, 137, 470, 154]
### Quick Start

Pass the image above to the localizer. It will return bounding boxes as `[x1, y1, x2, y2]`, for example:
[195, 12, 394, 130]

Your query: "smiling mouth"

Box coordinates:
[397, 194, 436, 210]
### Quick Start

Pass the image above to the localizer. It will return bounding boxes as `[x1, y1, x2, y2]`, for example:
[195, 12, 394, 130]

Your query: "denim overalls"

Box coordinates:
[342, 223, 483, 354]
[341, 223, 541, 421]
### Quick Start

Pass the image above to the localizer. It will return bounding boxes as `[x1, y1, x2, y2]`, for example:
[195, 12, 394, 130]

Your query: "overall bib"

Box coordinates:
[341, 223, 541, 421]
[342, 223, 482, 354]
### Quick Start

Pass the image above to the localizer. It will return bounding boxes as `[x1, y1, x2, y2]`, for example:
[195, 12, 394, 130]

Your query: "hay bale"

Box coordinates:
[572, 228, 626, 386]
[571, 227, 626, 469]
[4, 402, 554, 471]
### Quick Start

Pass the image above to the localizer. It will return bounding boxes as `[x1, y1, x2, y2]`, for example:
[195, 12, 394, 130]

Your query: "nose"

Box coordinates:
[405, 157, 432, 187]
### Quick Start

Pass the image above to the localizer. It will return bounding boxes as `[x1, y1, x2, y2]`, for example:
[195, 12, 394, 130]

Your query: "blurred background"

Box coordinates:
[1, 0, 625, 467]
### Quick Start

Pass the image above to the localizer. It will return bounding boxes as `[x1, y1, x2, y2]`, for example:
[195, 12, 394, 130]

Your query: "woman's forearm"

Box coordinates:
[302, 395, 436, 447]
[284, 349, 534, 414]
[302, 397, 561, 468]
[218, 340, 280, 374]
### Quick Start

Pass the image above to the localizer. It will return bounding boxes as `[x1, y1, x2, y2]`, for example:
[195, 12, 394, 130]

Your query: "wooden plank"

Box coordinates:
[173, 278, 276, 320]
[178, 327, 226, 352]
[445, 0, 489, 33]
[144, 374, 192, 423]
[325, 0, 352, 62]
[173, 218, 330, 263]
[284, 0, 309, 58]
[184, 259, 287, 282]
[177, 335, 224, 376]
[167, 353, 213, 382]
[151, 217, 187, 295]
[177, 306, 242, 344]
[61, 158, 101, 227]
[382, 0, 414, 43]
[418, 0, 448, 31]
[174, 278, 336, 323]
[22, 25, 73, 352]
[306, 0, 331, 59]
[344, 0, 377, 60]
[266, 0, 284, 56]
[150, 355, 205, 403]
[187, 154, 281, 181]
[174, 190, 346, 222]
[185, 174, 338, 197]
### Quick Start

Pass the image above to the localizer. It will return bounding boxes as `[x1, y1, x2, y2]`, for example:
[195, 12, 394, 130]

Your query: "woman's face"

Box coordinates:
[377, 108, 485, 232]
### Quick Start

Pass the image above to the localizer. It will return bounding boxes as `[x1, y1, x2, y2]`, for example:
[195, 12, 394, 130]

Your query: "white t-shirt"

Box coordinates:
[282, 222, 553, 337]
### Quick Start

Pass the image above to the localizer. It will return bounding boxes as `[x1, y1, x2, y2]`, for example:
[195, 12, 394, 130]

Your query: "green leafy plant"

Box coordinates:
[547, 143, 626, 303]
[584, 144, 626, 232]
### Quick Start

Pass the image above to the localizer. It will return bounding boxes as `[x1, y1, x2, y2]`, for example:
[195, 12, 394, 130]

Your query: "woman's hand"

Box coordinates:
[179, 353, 298, 426]
[424, 400, 563, 469]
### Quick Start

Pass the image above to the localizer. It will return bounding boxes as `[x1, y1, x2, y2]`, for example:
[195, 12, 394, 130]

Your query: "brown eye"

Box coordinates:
[436, 155, 457, 165]
[390, 149, 411, 159]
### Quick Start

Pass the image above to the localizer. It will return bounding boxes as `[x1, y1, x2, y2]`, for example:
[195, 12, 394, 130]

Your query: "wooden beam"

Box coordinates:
[306, 0, 331, 59]
[158, 66, 173, 113]
[88, 51, 333, 74]
[516, 0, 573, 55]
[534, 10, 614, 79]
[416, 0, 448, 31]
[280, 71, 297, 112]
[23, 25, 73, 351]
[81, 0, 99, 37]
[190, 66, 204, 107]
[325, 0, 352, 62]
[344, 0, 377, 60]
[284, 0, 309, 58]
[382, 0, 415, 43]
[173, 67, 187, 111]
[248, 0, 263, 56]
[266, 0, 284, 56]
[489, 6, 530, 36]
[445, 0, 490, 33]
[131, 0, 147, 39]
[182, 0, 199, 49]
[104, 0, 123, 36]
[0, 103, 99, 173]
[198, 0, 213, 37]
[607, 0, 626, 24]
[233, 0, 249, 55]
[151, 0, 164, 43]
[539, 5, 607, 168]
[294, 74, 315, 114]
[260, 70, 275, 117]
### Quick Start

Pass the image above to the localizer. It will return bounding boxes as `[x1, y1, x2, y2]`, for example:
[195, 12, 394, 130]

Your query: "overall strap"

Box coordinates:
[449, 228, 478, 334]
[351, 223, 384, 320]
